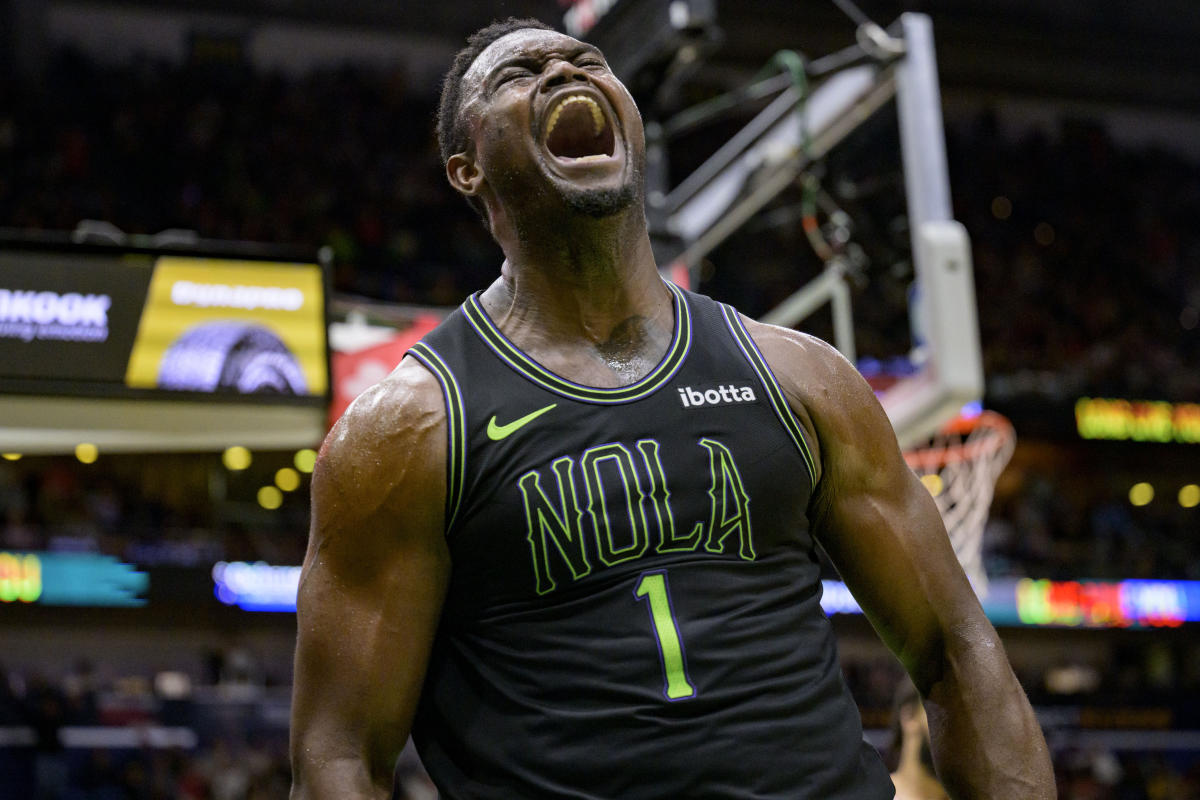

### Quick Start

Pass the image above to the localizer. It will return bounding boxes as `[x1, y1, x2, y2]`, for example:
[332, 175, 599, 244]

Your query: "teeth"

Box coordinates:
[546, 95, 606, 138]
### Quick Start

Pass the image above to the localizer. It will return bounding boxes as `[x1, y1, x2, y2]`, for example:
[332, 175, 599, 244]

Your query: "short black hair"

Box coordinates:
[436, 17, 554, 167]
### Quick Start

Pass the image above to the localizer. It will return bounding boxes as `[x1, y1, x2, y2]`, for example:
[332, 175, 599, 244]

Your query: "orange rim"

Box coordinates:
[903, 410, 1015, 470]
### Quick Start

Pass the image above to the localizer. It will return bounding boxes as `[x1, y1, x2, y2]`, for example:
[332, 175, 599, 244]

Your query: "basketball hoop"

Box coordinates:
[902, 410, 1015, 597]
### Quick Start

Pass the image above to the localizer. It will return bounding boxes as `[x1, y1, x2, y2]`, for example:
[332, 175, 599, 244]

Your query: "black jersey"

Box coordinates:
[408, 283, 892, 800]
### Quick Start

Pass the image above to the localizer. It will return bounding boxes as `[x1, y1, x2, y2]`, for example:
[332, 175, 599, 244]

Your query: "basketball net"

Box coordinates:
[902, 410, 1015, 598]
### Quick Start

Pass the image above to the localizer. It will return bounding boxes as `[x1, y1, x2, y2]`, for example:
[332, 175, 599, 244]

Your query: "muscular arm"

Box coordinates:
[746, 319, 1054, 799]
[290, 358, 451, 799]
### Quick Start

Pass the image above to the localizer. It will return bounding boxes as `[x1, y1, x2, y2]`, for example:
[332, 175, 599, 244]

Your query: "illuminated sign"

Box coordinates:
[125, 257, 326, 397]
[0, 246, 328, 401]
[820, 580, 862, 615]
[0, 552, 41, 602]
[819, 578, 1200, 628]
[0, 289, 111, 343]
[208, 567, 1200, 626]
[0, 551, 147, 607]
[212, 561, 301, 612]
[1076, 397, 1200, 443]
[1012, 579, 1191, 628]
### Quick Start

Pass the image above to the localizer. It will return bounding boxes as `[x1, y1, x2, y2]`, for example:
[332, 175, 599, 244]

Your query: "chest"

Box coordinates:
[446, 380, 815, 612]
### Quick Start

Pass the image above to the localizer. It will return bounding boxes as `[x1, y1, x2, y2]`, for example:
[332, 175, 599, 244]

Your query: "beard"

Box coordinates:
[559, 179, 639, 218]
[553, 149, 643, 219]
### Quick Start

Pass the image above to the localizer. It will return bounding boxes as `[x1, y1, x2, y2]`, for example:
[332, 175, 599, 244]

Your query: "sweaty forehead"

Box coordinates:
[462, 28, 590, 89]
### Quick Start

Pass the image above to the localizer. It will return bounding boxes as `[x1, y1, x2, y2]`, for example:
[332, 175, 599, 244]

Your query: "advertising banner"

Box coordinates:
[0, 246, 327, 402]
[821, 578, 1200, 629]
[0, 550, 147, 607]
[328, 313, 440, 425]
[0, 250, 154, 383]
[125, 256, 327, 396]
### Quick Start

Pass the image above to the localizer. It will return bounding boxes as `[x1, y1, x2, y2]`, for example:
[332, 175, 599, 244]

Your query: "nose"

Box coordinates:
[541, 60, 589, 91]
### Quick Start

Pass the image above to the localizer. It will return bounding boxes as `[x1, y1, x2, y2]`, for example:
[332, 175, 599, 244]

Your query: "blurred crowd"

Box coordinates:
[2, 44, 1199, 800]
[0, 48, 499, 305]
[845, 655, 1200, 800]
[951, 113, 1200, 404]
[2, 649, 1197, 800]
[952, 114, 1200, 404]
[0, 659, 434, 800]
[985, 467, 1199, 582]
[2, 48, 1198, 579]
[2, 50, 1197, 403]
[0, 453, 307, 567]
[3, 449, 1194, 584]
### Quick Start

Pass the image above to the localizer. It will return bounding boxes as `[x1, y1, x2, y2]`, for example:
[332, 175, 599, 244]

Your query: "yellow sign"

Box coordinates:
[126, 257, 326, 395]
[1076, 397, 1200, 443]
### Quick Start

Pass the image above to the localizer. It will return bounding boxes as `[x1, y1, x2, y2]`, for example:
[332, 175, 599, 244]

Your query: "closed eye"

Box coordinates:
[496, 68, 533, 85]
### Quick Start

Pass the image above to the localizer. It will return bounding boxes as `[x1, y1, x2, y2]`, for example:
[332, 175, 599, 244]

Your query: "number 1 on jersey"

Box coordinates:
[634, 570, 696, 700]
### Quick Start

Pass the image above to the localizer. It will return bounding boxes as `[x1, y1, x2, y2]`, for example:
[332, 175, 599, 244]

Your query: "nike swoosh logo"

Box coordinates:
[487, 404, 558, 441]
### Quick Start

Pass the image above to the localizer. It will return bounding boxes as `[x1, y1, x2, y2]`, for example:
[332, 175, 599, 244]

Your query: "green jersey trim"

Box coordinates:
[408, 341, 467, 532]
[461, 281, 693, 405]
[719, 306, 818, 490]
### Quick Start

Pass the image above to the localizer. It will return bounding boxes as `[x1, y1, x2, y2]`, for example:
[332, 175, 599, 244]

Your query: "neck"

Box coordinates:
[486, 205, 668, 344]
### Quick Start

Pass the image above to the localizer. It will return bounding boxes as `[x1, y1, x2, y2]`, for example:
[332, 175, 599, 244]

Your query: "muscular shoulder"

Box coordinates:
[739, 316, 849, 394]
[738, 315, 894, 485]
[313, 355, 448, 537]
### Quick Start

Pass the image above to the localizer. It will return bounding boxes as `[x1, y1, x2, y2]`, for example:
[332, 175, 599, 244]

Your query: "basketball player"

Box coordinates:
[890, 678, 949, 800]
[290, 18, 1055, 799]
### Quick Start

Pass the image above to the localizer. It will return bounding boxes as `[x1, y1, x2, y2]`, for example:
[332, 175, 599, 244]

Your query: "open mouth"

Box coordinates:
[543, 94, 616, 162]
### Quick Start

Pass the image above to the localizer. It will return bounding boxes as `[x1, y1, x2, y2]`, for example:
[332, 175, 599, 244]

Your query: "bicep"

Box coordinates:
[290, 373, 451, 796]
[810, 368, 985, 688]
[291, 510, 449, 791]
[751, 324, 1052, 795]
[810, 404, 976, 687]
[752, 326, 985, 689]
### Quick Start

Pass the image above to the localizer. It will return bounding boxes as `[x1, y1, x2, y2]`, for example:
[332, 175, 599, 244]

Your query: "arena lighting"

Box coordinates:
[1129, 482, 1154, 507]
[918, 473, 943, 497]
[820, 579, 1200, 628]
[990, 196, 1012, 220]
[1033, 222, 1055, 246]
[75, 442, 98, 464]
[257, 485, 283, 510]
[275, 467, 300, 492]
[294, 448, 317, 473]
[1180, 484, 1200, 509]
[222, 445, 252, 471]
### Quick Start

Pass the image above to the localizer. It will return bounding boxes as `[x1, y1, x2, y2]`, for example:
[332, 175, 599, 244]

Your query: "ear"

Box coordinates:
[447, 153, 485, 197]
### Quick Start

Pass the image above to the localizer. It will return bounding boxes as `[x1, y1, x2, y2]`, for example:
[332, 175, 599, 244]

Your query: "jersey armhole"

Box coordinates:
[407, 341, 467, 534]
[718, 305, 819, 491]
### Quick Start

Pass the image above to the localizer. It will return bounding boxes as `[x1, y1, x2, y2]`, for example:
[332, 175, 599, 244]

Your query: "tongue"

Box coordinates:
[546, 102, 614, 159]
